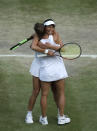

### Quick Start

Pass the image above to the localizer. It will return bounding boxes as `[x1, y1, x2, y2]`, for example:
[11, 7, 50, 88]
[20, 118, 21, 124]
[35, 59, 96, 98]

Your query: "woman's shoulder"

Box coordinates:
[52, 31, 59, 44]
[53, 31, 60, 38]
[33, 33, 40, 40]
[53, 31, 58, 35]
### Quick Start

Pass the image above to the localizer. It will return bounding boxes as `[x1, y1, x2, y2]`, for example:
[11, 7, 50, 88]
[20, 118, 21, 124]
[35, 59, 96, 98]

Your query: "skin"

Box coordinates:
[28, 76, 40, 111]
[31, 25, 66, 117]
[28, 77, 59, 111]
[31, 25, 63, 54]
[27, 26, 61, 112]
[40, 80, 65, 117]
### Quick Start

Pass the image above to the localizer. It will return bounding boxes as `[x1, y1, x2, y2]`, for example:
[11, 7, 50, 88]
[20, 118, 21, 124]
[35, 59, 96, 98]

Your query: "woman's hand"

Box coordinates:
[38, 42, 47, 49]
[38, 42, 52, 49]
[45, 42, 52, 48]
[47, 51, 54, 56]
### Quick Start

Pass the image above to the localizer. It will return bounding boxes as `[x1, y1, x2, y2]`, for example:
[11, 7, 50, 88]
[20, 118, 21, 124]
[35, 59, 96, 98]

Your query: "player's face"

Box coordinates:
[45, 25, 55, 35]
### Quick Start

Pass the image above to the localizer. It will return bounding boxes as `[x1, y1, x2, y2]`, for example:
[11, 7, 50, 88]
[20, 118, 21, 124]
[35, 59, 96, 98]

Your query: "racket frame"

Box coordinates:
[58, 42, 82, 60]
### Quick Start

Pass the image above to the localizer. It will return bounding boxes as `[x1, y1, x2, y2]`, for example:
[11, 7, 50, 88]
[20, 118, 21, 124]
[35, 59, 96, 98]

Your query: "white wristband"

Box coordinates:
[44, 49, 49, 54]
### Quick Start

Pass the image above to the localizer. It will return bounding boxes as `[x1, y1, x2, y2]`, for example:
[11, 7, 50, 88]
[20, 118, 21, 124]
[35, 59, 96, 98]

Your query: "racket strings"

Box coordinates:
[60, 44, 81, 59]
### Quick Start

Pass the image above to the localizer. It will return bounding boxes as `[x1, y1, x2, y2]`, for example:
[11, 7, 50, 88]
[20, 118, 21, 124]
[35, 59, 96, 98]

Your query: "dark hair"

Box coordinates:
[34, 23, 45, 39]
[43, 19, 55, 27]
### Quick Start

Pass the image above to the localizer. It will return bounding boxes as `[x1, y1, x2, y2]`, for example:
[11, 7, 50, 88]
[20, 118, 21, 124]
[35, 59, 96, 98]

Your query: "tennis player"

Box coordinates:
[30, 19, 71, 125]
[25, 23, 63, 124]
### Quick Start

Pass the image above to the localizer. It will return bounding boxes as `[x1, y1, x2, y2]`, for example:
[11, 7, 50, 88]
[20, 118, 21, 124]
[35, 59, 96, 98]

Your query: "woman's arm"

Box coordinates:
[43, 42, 61, 50]
[30, 34, 45, 53]
[30, 34, 54, 56]
[38, 41, 60, 50]
[55, 32, 64, 47]
[37, 32, 63, 51]
[39, 32, 64, 50]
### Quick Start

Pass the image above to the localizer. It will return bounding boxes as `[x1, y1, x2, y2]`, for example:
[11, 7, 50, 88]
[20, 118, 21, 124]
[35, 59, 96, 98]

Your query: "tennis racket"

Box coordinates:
[10, 35, 34, 50]
[37, 42, 82, 60]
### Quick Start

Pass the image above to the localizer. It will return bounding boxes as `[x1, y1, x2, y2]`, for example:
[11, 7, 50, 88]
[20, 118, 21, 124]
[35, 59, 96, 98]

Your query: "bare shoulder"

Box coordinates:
[53, 31, 60, 43]
[31, 33, 39, 47]
[54, 31, 63, 45]
[33, 34, 39, 42]
[54, 31, 60, 38]
[54, 31, 58, 35]
[33, 33, 39, 39]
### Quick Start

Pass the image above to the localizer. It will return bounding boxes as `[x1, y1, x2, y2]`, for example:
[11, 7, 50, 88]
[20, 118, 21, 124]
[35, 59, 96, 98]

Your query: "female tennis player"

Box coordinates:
[25, 22, 61, 124]
[30, 19, 71, 125]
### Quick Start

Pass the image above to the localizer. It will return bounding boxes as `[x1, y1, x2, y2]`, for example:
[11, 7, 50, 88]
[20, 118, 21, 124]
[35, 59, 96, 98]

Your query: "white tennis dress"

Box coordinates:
[30, 35, 68, 82]
[29, 52, 40, 77]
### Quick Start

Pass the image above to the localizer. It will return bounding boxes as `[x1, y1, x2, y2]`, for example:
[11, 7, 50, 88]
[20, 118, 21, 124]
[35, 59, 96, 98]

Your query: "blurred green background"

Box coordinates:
[0, 0, 97, 131]
[0, 0, 97, 54]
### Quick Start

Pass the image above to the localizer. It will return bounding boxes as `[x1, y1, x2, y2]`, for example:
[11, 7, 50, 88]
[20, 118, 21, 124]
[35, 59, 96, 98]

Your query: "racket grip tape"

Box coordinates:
[10, 43, 20, 50]
[10, 35, 34, 50]
[10, 39, 27, 50]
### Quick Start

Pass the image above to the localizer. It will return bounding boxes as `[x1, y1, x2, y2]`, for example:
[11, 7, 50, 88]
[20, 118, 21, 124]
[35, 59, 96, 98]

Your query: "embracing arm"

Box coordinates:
[44, 42, 60, 50]
[38, 32, 64, 51]
[38, 41, 61, 50]
[30, 34, 45, 53]
[55, 32, 64, 48]
[30, 34, 54, 56]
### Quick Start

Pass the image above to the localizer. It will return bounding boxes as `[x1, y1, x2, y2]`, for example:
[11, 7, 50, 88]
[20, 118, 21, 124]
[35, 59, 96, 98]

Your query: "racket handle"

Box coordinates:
[10, 35, 34, 50]
[10, 43, 20, 50]
[10, 39, 28, 50]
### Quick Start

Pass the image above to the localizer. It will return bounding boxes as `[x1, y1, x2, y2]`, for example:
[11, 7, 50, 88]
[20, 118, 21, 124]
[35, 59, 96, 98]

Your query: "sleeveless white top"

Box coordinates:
[37, 35, 68, 82]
